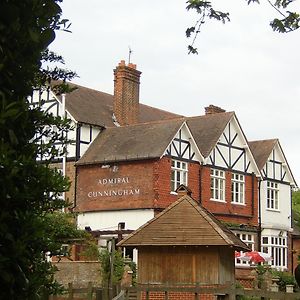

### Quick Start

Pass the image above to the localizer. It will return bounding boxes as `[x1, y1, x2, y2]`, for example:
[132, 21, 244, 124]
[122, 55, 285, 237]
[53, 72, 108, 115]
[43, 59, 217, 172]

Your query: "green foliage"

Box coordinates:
[255, 264, 270, 288]
[99, 249, 125, 287]
[186, 0, 230, 54]
[292, 190, 300, 211]
[43, 212, 87, 256]
[127, 260, 137, 286]
[79, 241, 100, 261]
[0, 0, 80, 298]
[292, 190, 300, 231]
[186, 0, 300, 54]
[271, 270, 296, 291]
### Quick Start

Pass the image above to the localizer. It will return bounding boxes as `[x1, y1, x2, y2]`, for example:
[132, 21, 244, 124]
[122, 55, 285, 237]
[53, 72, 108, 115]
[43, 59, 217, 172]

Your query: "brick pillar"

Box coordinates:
[113, 60, 141, 126]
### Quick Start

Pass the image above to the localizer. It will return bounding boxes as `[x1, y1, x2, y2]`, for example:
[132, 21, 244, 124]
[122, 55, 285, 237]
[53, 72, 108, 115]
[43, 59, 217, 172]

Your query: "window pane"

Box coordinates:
[211, 169, 225, 201]
[171, 159, 188, 192]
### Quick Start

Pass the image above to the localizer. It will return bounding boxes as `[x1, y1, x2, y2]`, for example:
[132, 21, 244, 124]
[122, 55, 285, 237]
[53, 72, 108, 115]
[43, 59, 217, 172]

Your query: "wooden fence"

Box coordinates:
[43, 282, 300, 300]
[43, 282, 117, 300]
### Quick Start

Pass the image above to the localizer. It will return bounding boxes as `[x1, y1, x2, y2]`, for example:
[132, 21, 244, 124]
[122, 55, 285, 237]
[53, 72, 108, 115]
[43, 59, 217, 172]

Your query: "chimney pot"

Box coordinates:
[119, 60, 126, 66]
[128, 63, 136, 69]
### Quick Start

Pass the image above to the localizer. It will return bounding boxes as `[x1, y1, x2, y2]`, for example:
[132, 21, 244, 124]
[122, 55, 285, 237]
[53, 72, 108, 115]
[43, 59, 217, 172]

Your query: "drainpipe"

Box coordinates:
[72, 163, 78, 211]
[61, 93, 66, 207]
[290, 186, 293, 230]
[291, 186, 294, 272]
[199, 163, 203, 204]
[257, 178, 262, 251]
[251, 172, 255, 217]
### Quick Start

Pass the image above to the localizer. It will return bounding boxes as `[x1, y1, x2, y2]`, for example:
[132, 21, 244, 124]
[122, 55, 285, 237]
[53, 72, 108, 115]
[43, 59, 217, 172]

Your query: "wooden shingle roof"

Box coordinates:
[63, 83, 181, 127]
[187, 112, 234, 157]
[76, 118, 185, 165]
[248, 139, 277, 170]
[118, 195, 249, 251]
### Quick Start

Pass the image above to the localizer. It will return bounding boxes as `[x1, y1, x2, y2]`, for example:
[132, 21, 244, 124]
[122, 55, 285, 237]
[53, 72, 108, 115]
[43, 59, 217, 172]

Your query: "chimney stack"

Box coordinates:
[113, 60, 141, 126]
[205, 104, 226, 115]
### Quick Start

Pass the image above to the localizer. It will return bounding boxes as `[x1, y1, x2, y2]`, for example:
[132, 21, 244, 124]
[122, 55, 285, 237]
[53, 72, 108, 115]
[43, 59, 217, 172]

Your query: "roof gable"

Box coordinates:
[187, 113, 260, 175]
[186, 112, 234, 158]
[31, 89, 76, 123]
[118, 195, 249, 250]
[76, 118, 185, 165]
[249, 139, 296, 186]
[249, 139, 277, 170]
[163, 122, 203, 162]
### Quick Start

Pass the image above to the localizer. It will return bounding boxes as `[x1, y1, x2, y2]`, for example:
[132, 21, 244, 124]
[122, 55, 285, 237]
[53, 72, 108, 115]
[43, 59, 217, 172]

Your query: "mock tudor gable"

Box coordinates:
[188, 112, 260, 176]
[163, 121, 203, 162]
[249, 139, 296, 186]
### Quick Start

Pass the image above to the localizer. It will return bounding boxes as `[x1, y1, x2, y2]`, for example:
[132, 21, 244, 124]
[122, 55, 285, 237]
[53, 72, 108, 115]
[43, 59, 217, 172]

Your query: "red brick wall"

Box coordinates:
[76, 159, 259, 228]
[140, 291, 216, 300]
[76, 160, 155, 212]
[201, 166, 258, 226]
[235, 268, 255, 288]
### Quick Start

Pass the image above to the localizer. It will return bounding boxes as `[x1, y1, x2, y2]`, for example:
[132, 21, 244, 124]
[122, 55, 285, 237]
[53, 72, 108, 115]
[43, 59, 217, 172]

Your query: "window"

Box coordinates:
[267, 181, 279, 210]
[171, 160, 188, 192]
[261, 235, 287, 270]
[231, 173, 245, 204]
[235, 232, 254, 266]
[210, 169, 225, 201]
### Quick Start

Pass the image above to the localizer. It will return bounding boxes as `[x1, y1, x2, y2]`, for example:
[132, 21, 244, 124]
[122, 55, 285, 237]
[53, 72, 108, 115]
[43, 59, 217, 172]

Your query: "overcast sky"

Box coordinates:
[50, 0, 300, 186]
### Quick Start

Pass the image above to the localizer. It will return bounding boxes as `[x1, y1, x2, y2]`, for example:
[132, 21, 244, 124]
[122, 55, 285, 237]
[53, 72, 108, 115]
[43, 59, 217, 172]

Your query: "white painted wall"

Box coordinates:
[79, 125, 101, 158]
[31, 90, 101, 159]
[262, 143, 294, 184]
[260, 181, 292, 230]
[77, 209, 155, 231]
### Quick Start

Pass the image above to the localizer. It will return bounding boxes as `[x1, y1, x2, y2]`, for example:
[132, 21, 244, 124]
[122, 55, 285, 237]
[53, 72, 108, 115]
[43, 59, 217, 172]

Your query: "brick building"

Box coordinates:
[31, 60, 297, 274]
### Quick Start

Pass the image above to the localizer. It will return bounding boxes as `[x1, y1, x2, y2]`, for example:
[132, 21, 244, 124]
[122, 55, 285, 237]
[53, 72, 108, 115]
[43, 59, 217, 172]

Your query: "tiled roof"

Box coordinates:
[118, 195, 249, 250]
[248, 139, 277, 170]
[76, 112, 237, 165]
[63, 83, 181, 127]
[187, 112, 234, 157]
[76, 118, 185, 165]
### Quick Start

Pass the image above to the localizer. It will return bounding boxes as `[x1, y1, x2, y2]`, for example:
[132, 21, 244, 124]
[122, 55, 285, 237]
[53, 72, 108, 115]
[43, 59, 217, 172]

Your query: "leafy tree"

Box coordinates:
[0, 0, 80, 298]
[292, 190, 300, 231]
[99, 249, 125, 287]
[186, 0, 300, 54]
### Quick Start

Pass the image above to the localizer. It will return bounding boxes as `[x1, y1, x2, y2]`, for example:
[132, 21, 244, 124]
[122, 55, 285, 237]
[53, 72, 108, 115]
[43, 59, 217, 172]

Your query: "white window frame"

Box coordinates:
[231, 173, 245, 204]
[267, 181, 279, 210]
[261, 235, 287, 270]
[210, 169, 225, 202]
[235, 232, 254, 267]
[171, 159, 188, 192]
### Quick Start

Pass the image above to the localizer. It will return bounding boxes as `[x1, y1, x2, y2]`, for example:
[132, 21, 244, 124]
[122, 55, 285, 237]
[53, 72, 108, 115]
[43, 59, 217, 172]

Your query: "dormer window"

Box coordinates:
[171, 160, 188, 192]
